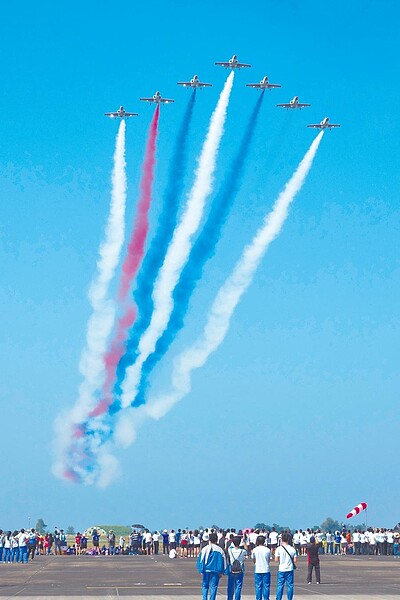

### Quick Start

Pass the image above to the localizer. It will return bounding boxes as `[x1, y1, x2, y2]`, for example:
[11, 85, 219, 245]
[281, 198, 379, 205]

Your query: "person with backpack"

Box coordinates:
[275, 532, 297, 600]
[227, 535, 248, 600]
[252, 535, 271, 600]
[196, 532, 227, 600]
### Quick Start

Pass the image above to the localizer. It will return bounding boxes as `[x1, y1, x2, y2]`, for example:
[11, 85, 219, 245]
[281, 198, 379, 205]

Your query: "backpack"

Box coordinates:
[229, 549, 243, 574]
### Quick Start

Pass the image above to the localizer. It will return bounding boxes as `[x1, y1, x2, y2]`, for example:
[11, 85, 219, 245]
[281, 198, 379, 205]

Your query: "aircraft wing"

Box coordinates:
[277, 102, 310, 108]
[159, 98, 174, 103]
[267, 83, 281, 88]
[124, 112, 138, 117]
[215, 61, 230, 67]
[177, 82, 192, 87]
[140, 98, 155, 103]
[236, 62, 251, 68]
[307, 124, 322, 128]
[328, 123, 340, 128]
[198, 82, 212, 87]
[105, 112, 118, 117]
[246, 83, 262, 88]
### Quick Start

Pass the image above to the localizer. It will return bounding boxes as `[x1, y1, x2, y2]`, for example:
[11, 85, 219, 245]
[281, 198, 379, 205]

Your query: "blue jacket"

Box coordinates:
[197, 544, 227, 574]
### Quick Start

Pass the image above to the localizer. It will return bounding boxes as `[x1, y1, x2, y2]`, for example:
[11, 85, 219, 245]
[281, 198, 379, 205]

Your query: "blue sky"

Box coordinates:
[1, 0, 399, 530]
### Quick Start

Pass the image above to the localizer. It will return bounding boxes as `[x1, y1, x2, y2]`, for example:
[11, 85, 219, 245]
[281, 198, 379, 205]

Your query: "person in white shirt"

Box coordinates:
[17, 529, 28, 564]
[152, 531, 161, 555]
[3, 531, 12, 564]
[300, 531, 308, 556]
[352, 530, 361, 555]
[169, 530, 176, 550]
[275, 533, 297, 600]
[269, 528, 279, 556]
[144, 530, 153, 555]
[359, 531, 366, 555]
[325, 531, 334, 555]
[252, 535, 271, 600]
[249, 530, 258, 552]
[387, 530, 394, 556]
[193, 530, 201, 557]
[292, 531, 301, 557]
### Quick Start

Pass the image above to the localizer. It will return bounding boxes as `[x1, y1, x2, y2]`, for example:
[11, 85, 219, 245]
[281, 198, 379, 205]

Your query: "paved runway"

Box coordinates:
[0, 554, 399, 599]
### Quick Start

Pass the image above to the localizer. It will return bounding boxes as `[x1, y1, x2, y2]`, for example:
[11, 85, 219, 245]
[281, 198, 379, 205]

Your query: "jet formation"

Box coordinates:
[105, 55, 340, 129]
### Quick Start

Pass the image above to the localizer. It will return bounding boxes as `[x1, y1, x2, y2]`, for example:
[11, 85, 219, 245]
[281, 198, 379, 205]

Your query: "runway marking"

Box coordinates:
[86, 585, 198, 589]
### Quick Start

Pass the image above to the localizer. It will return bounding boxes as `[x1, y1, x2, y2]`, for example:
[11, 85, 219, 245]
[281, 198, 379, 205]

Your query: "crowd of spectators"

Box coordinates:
[1, 524, 399, 562]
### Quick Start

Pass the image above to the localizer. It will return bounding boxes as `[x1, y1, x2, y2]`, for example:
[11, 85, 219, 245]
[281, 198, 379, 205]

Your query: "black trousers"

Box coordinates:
[307, 563, 320, 583]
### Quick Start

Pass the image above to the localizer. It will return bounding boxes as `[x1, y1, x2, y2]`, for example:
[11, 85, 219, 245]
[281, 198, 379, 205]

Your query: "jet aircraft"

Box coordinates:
[177, 75, 212, 89]
[140, 91, 174, 104]
[215, 54, 251, 69]
[307, 117, 340, 130]
[277, 96, 311, 109]
[246, 76, 281, 90]
[104, 106, 138, 119]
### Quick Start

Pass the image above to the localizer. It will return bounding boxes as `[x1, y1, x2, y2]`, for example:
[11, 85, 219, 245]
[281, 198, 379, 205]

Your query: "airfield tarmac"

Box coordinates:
[0, 554, 399, 599]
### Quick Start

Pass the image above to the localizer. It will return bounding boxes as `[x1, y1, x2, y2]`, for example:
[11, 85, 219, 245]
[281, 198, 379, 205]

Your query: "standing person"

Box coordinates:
[0, 530, 4, 563]
[80, 534, 88, 554]
[27, 529, 37, 561]
[75, 532, 82, 555]
[269, 528, 279, 557]
[92, 529, 100, 555]
[196, 532, 227, 600]
[325, 531, 334, 555]
[47, 532, 54, 555]
[292, 531, 301, 557]
[334, 531, 341, 555]
[162, 530, 169, 555]
[227, 535, 247, 600]
[252, 535, 271, 600]
[306, 536, 321, 584]
[169, 530, 177, 551]
[193, 530, 201, 557]
[180, 530, 189, 558]
[153, 531, 161, 555]
[3, 531, 12, 563]
[54, 528, 62, 555]
[107, 530, 116, 555]
[17, 529, 29, 564]
[11, 531, 19, 563]
[393, 531, 399, 558]
[275, 532, 297, 600]
[143, 530, 153, 555]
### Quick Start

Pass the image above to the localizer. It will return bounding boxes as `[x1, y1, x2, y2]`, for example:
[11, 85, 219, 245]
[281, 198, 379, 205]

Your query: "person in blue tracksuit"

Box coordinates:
[197, 532, 227, 600]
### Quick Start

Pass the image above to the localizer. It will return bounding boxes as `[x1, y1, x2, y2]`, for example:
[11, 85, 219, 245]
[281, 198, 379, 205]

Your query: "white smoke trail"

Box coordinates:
[120, 72, 235, 409]
[73, 119, 128, 422]
[143, 132, 324, 421]
[53, 121, 128, 478]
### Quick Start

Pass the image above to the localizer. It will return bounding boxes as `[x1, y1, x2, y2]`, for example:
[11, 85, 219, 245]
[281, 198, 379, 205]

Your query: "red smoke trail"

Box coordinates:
[119, 105, 160, 300]
[89, 106, 160, 418]
[89, 305, 136, 417]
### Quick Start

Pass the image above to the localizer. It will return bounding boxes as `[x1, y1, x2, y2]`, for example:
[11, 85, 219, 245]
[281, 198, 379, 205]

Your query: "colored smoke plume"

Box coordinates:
[118, 72, 235, 411]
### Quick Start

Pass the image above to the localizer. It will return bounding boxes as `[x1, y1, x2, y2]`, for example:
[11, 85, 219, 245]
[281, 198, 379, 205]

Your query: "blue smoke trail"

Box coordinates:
[110, 91, 197, 414]
[133, 93, 265, 407]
